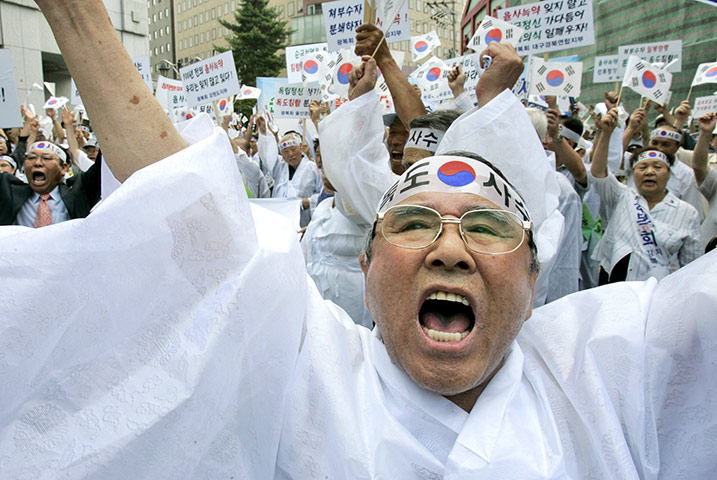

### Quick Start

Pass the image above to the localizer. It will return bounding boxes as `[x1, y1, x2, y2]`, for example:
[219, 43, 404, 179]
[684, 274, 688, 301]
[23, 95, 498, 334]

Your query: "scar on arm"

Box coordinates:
[160, 130, 168, 139]
[129, 96, 140, 105]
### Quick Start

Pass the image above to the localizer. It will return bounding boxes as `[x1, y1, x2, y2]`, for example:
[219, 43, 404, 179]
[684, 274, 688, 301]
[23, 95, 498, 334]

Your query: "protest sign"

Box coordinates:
[286, 43, 328, 83]
[377, 1, 410, 43]
[497, 0, 595, 56]
[411, 56, 452, 101]
[132, 55, 154, 92]
[373, 0, 406, 33]
[593, 55, 620, 84]
[273, 83, 321, 118]
[529, 57, 583, 96]
[410, 31, 441, 62]
[467, 15, 524, 51]
[0, 50, 22, 128]
[693, 95, 717, 118]
[691, 61, 717, 87]
[180, 51, 241, 107]
[621, 55, 672, 106]
[257, 77, 288, 114]
[445, 55, 481, 93]
[155, 76, 186, 114]
[617, 40, 682, 76]
[323, 0, 364, 52]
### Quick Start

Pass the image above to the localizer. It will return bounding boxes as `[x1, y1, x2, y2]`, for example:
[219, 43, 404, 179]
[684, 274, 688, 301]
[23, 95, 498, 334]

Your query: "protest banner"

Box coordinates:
[257, 77, 288, 114]
[445, 55, 481, 93]
[693, 95, 717, 118]
[497, 0, 595, 56]
[593, 55, 620, 84]
[617, 40, 682, 76]
[692, 61, 717, 86]
[373, 0, 406, 34]
[180, 51, 241, 107]
[132, 55, 154, 92]
[273, 83, 322, 119]
[286, 43, 328, 83]
[0, 50, 22, 128]
[323, 0, 364, 52]
[621, 55, 672, 106]
[411, 56, 452, 101]
[529, 57, 583, 97]
[378, 1, 410, 43]
[410, 31, 441, 62]
[467, 15, 524, 51]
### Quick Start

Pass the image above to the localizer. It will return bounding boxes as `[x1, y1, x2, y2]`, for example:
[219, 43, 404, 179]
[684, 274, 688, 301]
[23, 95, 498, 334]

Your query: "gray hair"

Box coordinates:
[409, 109, 462, 132]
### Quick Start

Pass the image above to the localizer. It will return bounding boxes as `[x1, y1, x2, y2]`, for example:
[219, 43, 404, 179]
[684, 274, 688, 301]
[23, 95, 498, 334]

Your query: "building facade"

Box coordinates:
[148, 0, 176, 77]
[0, 0, 149, 110]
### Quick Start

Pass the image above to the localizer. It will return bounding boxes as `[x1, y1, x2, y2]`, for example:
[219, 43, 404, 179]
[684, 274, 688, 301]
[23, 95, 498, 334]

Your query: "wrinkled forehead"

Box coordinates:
[396, 191, 504, 214]
[377, 155, 530, 223]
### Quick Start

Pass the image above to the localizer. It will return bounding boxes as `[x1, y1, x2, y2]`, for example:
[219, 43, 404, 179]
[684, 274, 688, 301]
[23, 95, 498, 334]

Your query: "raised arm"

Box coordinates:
[355, 23, 426, 129]
[36, 0, 186, 182]
[474, 42, 524, 108]
[590, 108, 619, 179]
[545, 96, 587, 185]
[622, 106, 646, 152]
[692, 113, 716, 186]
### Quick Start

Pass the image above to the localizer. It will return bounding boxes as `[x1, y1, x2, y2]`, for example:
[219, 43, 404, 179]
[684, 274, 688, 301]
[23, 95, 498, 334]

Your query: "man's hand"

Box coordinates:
[447, 64, 466, 98]
[309, 99, 321, 126]
[256, 115, 267, 136]
[354, 23, 390, 63]
[46, 108, 56, 120]
[60, 106, 74, 128]
[673, 100, 691, 128]
[627, 107, 646, 132]
[475, 42, 524, 107]
[604, 91, 618, 110]
[597, 108, 619, 134]
[348, 56, 378, 101]
[698, 112, 716, 135]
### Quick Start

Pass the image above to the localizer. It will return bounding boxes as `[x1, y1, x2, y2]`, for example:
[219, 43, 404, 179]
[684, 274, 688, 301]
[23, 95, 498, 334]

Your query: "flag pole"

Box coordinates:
[371, 33, 386, 59]
[686, 84, 694, 101]
[616, 85, 625, 107]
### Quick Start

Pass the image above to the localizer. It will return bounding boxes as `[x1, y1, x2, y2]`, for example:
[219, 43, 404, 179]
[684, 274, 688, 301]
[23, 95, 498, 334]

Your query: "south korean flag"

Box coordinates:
[301, 51, 334, 86]
[691, 61, 717, 87]
[468, 16, 523, 51]
[330, 49, 360, 98]
[529, 58, 583, 97]
[621, 55, 672, 106]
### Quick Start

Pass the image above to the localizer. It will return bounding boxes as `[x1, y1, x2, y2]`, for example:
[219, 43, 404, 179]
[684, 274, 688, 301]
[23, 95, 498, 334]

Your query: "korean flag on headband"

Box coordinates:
[468, 16, 524, 51]
[238, 85, 262, 100]
[621, 55, 672, 106]
[410, 31, 441, 62]
[330, 48, 360, 98]
[691, 61, 717, 87]
[529, 58, 583, 97]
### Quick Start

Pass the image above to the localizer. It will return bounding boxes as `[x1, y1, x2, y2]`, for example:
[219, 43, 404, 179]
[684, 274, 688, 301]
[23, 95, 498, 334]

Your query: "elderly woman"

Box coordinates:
[588, 108, 701, 283]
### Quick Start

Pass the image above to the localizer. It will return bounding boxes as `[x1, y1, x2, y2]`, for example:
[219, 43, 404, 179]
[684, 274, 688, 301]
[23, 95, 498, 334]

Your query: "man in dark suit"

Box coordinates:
[0, 140, 101, 227]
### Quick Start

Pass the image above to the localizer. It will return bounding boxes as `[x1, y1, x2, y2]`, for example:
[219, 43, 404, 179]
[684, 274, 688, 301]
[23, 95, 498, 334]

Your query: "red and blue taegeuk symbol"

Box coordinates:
[218, 99, 228, 111]
[303, 60, 319, 74]
[484, 28, 502, 44]
[337, 63, 353, 85]
[641, 71, 657, 88]
[546, 70, 564, 87]
[426, 67, 442, 82]
[705, 66, 717, 78]
[437, 161, 476, 187]
[415, 41, 428, 52]
[47, 99, 58, 106]
[648, 151, 659, 157]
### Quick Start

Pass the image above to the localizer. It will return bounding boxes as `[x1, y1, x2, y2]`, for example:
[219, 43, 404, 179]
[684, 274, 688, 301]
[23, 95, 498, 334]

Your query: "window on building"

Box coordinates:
[200, 14, 204, 24]
[194, 34, 198, 45]
[153, 13, 157, 22]
[288, 1, 294, 16]
[153, 30, 158, 39]
[159, 28, 163, 37]
[154, 47, 158, 55]
[414, 20, 420, 33]
[212, 8, 216, 19]
[200, 32, 204, 43]
[177, 3, 181, 14]
[178, 22, 182, 32]
[194, 15, 198, 25]
[159, 10, 163, 20]
[160, 45, 164, 53]
[278, 5, 284, 18]
[166, 26, 170, 34]
[212, 28, 217, 40]
[416, 0, 421, 12]
[165, 8, 169, 17]
[193, 0, 197, 7]
[408, 0, 413, 9]
[231, 1, 236, 10]
[224, 3, 229, 15]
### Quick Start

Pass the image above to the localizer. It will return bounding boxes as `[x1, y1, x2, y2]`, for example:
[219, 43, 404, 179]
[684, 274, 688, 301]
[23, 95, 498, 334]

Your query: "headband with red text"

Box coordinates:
[650, 128, 682, 143]
[26, 141, 67, 163]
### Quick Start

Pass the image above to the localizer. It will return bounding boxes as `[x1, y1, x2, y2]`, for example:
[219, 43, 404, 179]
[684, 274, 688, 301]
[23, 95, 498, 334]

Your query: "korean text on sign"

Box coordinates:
[179, 51, 241, 107]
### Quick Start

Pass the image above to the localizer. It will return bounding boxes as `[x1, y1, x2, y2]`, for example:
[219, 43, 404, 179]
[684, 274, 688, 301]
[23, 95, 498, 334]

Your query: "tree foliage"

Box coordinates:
[216, 0, 292, 88]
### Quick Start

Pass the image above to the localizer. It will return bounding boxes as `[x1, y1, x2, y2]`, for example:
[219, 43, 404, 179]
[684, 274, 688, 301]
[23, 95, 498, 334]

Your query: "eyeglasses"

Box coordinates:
[377, 204, 532, 255]
[25, 153, 61, 164]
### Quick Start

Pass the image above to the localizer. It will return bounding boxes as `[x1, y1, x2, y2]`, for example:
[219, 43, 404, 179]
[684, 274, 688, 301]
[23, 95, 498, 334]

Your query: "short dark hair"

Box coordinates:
[409, 110, 462, 132]
[629, 146, 675, 168]
[560, 115, 583, 137]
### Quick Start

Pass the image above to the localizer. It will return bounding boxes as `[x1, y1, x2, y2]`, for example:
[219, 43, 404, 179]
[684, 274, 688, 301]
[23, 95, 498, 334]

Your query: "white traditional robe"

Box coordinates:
[0, 114, 715, 480]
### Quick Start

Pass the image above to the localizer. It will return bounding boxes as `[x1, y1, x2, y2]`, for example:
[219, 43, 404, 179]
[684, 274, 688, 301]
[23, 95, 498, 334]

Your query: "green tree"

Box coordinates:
[216, 0, 292, 88]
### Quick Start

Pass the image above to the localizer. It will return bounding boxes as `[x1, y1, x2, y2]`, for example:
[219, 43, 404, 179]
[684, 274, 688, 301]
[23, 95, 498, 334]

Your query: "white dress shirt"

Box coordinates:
[14, 184, 70, 227]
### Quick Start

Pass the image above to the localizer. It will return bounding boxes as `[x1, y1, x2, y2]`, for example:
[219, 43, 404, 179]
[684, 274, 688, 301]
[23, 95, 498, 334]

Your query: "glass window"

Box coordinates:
[153, 13, 157, 22]
[165, 8, 169, 17]
[288, 1, 294, 16]
[201, 32, 205, 43]
[177, 3, 181, 13]
[205, 11, 209, 21]
[224, 3, 229, 15]
[231, 1, 236, 10]
[194, 15, 198, 25]
[416, 0, 421, 12]
[159, 28, 163, 37]
[212, 8, 216, 19]
[159, 10, 163, 19]
[194, 34, 198, 45]
[178, 22, 182, 32]
[278, 5, 284, 18]
[160, 45, 164, 53]
[166, 26, 170, 34]
[200, 14, 203, 24]
[212, 28, 217, 40]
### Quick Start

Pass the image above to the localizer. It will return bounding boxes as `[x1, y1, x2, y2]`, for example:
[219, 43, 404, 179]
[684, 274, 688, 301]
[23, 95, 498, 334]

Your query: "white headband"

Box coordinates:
[377, 155, 531, 224]
[405, 127, 445, 154]
[650, 128, 681, 143]
[634, 150, 669, 166]
[26, 141, 67, 163]
[280, 136, 301, 150]
[0, 154, 16, 169]
[558, 124, 582, 144]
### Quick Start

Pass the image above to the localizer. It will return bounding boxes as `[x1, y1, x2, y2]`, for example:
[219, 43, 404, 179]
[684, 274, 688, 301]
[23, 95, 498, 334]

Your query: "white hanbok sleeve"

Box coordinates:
[319, 90, 395, 226]
[258, 129, 279, 175]
[0, 114, 309, 479]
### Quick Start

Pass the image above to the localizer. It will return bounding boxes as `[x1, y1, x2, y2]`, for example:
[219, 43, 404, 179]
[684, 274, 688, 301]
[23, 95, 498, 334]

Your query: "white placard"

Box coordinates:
[497, 0, 595, 56]
[0, 50, 23, 128]
[380, 1, 410, 44]
[286, 42, 328, 83]
[273, 82, 321, 118]
[180, 51, 242, 107]
[132, 55, 154, 92]
[155, 75, 186, 114]
[693, 95, 717, 118]
[323, 0, 364, 52]
[445, 56, 481, 93]
[617, 40, 682, 76]
[593, 55, 620, 84]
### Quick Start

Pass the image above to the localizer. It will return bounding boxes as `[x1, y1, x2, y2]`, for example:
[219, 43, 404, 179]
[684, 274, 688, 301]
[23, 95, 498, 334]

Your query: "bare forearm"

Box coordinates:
[590, 131, 611, 178]
[376, 55, 426, 129]
[36, 0, 186, 182]
[692, 131, 711, 185]
[556, 144, 587, 184]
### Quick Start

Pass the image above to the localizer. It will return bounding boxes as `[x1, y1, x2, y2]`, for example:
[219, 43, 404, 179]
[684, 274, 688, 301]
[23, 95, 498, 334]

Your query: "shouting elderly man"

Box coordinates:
[1, 2, 715, 479]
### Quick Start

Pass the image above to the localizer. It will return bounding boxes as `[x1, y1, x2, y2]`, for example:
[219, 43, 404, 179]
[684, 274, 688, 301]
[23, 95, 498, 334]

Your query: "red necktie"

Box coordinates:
[34, 193, 53, 228]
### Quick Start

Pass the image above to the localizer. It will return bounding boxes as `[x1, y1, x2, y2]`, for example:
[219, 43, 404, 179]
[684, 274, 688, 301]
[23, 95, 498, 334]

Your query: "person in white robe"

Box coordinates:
[1, 3, 716, 479]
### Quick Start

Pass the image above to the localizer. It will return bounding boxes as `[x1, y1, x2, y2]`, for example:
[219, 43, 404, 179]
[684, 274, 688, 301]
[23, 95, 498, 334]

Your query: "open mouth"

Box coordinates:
[31, 171, 47, 184]
[419, 291, 475, 343]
